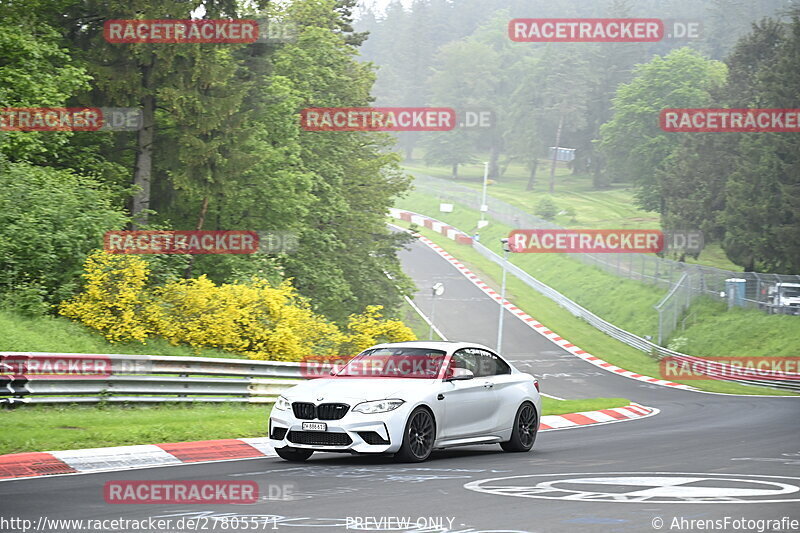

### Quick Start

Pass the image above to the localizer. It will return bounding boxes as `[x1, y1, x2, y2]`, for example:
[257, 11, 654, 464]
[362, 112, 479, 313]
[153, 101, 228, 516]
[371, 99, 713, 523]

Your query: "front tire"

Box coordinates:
[275, 447, 314, 462]
[394, 407, 436, 463]
[501, 402, 537, 452]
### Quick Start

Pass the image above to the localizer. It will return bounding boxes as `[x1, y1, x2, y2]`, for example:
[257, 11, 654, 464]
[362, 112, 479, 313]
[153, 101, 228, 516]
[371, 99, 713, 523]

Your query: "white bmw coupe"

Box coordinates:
[268, 341, 541, 462]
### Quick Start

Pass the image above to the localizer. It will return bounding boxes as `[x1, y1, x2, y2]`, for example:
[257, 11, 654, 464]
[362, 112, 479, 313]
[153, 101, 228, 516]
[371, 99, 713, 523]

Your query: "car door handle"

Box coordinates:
[483, 382, 494, 388]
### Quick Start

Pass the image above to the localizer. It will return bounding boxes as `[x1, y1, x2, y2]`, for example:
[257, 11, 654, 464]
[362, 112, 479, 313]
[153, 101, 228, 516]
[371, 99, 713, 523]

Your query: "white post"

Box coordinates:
[429, 295, 436, 339]
[430, 283, 444, 340]
[496, 248, 509, 353]
[480, 161, 489, 224]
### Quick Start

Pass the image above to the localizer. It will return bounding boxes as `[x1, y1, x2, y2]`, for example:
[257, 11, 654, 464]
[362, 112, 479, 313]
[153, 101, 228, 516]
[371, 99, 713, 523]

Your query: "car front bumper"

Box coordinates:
[268, 403, 412, 454]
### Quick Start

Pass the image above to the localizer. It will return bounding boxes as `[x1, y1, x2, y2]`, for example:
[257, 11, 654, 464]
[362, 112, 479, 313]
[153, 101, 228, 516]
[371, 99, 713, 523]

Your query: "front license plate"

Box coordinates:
[302, 422, 327, 431]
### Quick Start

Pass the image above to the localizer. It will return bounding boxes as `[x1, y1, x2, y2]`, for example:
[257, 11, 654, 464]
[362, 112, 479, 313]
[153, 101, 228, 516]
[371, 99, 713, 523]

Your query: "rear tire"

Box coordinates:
[394, 407, 436, 463]
[501, 402, 537, 453]
[275, 447, 314, 462]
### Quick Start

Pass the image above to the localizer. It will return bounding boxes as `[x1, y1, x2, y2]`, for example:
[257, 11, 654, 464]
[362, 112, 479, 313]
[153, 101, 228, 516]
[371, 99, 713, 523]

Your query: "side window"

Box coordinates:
[450, 350, 479, 375]
[464, 348, 512, 377]
[491, 354, 512, 376]
[450, 348, 512, 377]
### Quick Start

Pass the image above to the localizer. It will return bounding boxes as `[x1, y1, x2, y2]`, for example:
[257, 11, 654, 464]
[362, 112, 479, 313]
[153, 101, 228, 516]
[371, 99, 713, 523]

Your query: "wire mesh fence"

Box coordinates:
[412, 174, 800, 345]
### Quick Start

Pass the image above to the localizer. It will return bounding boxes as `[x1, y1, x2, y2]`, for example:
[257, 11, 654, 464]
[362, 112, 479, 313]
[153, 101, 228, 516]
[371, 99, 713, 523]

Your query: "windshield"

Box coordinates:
[335, 347, 447, 379]
[781, 290, 800, 298]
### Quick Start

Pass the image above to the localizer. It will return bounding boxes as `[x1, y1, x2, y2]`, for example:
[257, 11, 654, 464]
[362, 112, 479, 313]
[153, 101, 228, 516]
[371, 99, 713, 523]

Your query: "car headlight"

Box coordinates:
[352, 399, 405, 414]
[274, 396, 291, 411]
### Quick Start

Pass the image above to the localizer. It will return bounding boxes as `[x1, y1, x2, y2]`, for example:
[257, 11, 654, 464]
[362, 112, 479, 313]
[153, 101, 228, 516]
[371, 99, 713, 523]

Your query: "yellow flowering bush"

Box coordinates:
[59, 251, 154, 343]
[151, 277, 346, 361]
[60, 252, 416, 360]
[342, 305, 417, 355]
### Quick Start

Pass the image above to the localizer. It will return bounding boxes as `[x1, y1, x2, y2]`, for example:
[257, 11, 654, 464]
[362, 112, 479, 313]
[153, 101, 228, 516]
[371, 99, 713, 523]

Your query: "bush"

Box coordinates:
[59, 252, 155, 343]
[535, 197, 559, 220]
[60, 252, 416, 360]
[0, 162, 128, 307]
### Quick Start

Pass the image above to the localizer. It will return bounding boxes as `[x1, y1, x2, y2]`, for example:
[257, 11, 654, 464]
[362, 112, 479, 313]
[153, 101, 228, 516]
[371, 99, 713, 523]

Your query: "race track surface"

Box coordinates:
[1, 238, 798, 533]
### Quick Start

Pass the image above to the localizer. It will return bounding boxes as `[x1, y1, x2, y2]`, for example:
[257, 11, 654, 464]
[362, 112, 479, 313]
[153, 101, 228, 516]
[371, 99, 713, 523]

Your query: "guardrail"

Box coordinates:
[393, 210, 800, 393]
[0, 353, 320, 406]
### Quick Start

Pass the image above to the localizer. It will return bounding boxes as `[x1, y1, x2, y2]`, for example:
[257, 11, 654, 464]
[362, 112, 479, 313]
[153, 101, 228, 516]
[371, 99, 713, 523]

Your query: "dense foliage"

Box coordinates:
[0, 0, 415, 328]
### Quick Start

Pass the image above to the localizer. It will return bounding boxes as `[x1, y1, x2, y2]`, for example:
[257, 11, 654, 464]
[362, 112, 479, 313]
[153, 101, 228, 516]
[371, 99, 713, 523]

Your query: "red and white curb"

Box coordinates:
[539, 402, 657, 431]
[389, 209, 694, 391]
[0, 438, 278, 481]
[0, 403, 655, 481]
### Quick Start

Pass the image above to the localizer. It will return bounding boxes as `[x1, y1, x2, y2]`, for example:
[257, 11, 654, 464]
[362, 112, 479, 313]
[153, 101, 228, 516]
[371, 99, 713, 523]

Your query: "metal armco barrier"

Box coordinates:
[393, 210, 800, 394]
[0, 353, 323, 406]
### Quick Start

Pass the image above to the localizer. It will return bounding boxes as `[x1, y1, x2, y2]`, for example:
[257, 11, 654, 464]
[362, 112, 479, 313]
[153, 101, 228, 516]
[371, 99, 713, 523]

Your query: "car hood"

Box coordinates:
[283, 377, 436, 403]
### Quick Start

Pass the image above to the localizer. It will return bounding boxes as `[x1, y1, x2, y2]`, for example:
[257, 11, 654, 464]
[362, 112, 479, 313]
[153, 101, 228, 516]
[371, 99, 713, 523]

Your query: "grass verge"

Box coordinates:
[0, 396, 631, 455]
[541, 397, 630, 416]
[401, 161, 740, 270]
[0, 310, 245, 358]
[392, 218, 796, 396]
[0, 403, 272, 455]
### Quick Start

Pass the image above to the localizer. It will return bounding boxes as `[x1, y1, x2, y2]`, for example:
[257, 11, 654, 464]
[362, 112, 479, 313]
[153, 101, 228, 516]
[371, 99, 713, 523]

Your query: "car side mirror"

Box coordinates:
[445, 368, 474, 381]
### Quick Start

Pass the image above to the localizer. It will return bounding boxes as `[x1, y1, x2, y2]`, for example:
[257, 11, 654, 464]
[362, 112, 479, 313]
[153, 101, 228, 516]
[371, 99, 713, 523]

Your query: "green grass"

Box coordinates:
[393, 218, 796, 396]
[0, 403, 272, 455]
[542, 397, 629, 416]
[399, 298, 443, 341]
[397, 190, 666, 338]
[0, 397, 632, 455]
[673, 298, 800, 358]
[0, 310, 245, 358]
[402, 159, 741, 271]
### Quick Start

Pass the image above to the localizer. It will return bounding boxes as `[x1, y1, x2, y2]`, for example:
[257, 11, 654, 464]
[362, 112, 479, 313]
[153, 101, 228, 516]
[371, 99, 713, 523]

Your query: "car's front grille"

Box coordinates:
[292, 402, 316, 420]
[317, 403, 349, 420]
[287, 431, 352, 446]
[291, 402, 349, 420]
[357, 431, 390, 445]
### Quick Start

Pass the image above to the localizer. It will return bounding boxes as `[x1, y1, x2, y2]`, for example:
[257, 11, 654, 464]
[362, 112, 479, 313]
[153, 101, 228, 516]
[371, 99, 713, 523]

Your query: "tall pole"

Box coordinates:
[549, 113, 564, 194]
[480, 161, 489, 224]
[429, 283, 444, 340]
[429, 294, 436, 340]
[496, 247, 509, 353]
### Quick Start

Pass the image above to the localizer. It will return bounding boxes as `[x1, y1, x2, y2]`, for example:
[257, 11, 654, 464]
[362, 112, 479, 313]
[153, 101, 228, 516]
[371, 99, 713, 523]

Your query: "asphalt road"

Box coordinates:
[1, 237, 799, 533]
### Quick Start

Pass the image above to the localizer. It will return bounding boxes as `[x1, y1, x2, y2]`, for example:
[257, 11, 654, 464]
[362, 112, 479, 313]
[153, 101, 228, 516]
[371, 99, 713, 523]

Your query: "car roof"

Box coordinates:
[369, 340, 497, 354]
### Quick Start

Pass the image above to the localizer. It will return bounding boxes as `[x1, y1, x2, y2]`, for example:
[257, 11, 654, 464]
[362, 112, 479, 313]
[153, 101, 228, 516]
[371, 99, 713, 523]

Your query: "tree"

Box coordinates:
[0, 21, 91, 162]
[272, 0, 414, 322]
[598, 48, 727, 213]
[720, 12, 800, 272]
[422, 130, 476, 178]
